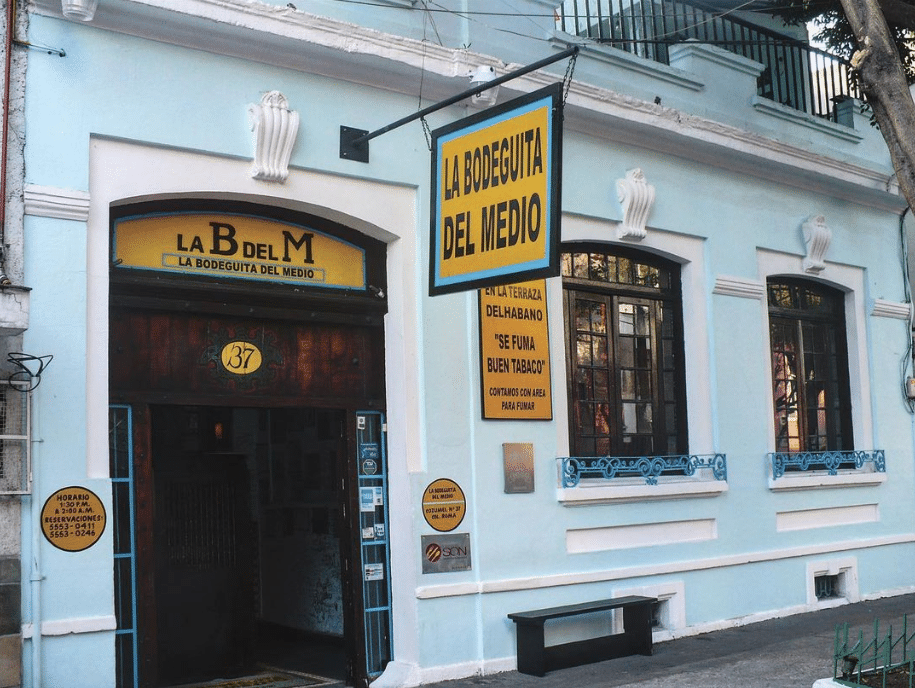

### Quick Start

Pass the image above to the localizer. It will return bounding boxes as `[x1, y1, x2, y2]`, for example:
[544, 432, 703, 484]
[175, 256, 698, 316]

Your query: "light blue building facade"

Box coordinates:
[7, 0, 915, 687]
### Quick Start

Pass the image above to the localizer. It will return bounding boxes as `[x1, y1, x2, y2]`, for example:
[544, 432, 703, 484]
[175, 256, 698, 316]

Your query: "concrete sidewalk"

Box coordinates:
[423, 593, 915, 688]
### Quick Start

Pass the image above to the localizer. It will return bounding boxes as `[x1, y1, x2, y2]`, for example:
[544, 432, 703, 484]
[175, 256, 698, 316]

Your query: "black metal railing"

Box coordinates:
[554, 0, 859, 122]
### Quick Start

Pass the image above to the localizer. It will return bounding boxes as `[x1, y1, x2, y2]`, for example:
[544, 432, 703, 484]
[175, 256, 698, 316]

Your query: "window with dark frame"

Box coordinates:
[767, 278, 853, 454]
[561, 246, 687, 458]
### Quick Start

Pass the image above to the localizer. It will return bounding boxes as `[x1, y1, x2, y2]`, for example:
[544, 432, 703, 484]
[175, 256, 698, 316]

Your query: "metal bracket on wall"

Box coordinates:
[338, 46, 579, 163]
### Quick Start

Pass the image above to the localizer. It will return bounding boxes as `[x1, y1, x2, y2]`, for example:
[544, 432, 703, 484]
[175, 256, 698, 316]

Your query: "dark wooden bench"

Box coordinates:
[507, 595, 656, 676]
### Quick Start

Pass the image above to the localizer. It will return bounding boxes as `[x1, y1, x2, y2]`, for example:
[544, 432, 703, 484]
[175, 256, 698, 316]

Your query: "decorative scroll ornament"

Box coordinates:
[615, 169, 655, 241]
[249, 91, 299, 183]
[802, 215, 832, 274]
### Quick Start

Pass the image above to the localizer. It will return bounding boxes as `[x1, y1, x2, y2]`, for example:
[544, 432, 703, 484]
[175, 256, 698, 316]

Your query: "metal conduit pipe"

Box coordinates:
[0, 0, 15, 286]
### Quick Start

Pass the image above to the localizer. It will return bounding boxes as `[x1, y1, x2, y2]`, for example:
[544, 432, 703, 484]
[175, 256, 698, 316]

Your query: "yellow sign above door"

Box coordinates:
[113, 213, 366, 289]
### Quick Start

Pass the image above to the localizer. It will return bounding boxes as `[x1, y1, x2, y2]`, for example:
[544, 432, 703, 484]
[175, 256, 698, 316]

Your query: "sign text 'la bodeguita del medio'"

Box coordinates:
[429, 84, 563, 296]
[113, 214, 367, 290]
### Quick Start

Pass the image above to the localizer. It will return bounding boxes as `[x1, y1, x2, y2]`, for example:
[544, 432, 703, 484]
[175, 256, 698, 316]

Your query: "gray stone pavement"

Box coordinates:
[423, 593, 915, 688]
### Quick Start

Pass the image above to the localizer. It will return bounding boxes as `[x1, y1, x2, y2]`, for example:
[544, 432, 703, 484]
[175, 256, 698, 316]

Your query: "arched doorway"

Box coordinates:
[108, 200, 391, 688]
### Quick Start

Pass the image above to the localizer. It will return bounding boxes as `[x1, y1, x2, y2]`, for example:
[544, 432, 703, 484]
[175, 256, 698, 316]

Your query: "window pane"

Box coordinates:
[573, 253, 588, 278]
[635, 337, 651, 367]
[636, 370, 652, 399]
[768, 280, 852, 453]
[617, 257, 632, 284]
[635, 305, 650, 336]
[593, 370, 610, 401]
[618, 337, 634, 368]
[577, 402, 595, 434]
[619, 303, 635, 335]
[576, 299, 606, 333]
[594, 404, 611, 435]
[593, 335, 608, 367]
[589, 253, 609, 281]
[564, 249, 686, 458]
[576, 334, 593, 366]
[620, 370, 635, 399]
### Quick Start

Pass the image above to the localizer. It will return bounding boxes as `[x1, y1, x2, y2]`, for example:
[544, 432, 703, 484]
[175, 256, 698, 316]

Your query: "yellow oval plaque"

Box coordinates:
[422, 478, 466, 533]
[41, 486, 107, 552]
[220, 341, 262, 375]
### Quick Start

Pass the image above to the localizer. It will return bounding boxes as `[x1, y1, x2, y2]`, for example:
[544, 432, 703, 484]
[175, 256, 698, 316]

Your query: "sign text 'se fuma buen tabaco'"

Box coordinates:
[429, 84, 563, 296]
[478, 279, 552, 420]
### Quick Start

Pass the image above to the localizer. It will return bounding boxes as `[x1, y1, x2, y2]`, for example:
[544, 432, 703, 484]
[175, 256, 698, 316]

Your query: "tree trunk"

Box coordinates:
[839, 0, 915, 211]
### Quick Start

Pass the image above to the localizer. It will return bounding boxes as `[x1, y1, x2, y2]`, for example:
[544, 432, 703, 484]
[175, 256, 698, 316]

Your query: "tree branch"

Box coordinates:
[839, 0, 915, 210]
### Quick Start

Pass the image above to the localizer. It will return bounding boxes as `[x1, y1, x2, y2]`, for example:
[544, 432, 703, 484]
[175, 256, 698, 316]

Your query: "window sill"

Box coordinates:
[558, 477, 728, 505]
[768, 471, 887, 492]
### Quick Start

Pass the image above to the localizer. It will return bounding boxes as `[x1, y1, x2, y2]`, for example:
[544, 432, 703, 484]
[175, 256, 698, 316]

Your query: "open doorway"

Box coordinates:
[150, 405, 349, 687]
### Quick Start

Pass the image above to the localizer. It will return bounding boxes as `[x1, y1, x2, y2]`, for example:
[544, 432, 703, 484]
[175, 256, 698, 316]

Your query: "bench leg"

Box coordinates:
[622, 603, 653, 656]
[514, 623, 547, 677]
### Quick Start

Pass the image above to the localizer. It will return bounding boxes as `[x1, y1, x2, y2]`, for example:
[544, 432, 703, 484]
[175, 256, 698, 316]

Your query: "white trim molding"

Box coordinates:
[21, 615, 117, 638]
[713, 275, 766, 299]
[24, 185, 91, 221]
[777, 504, 879, 532]
[567, 519, 718, 553]
[557, 477, 728, 505]
[870, 298, 912, 320]
[415, 533, 915, 599]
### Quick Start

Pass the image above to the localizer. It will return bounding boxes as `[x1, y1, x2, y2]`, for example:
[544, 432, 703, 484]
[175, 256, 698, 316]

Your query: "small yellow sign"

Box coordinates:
[221, 341, 263, 375]
[430, 85, 562, 295]
[41, 486, 106, 552]
[113, 214, 366, 289]
[479, 279, 552, 420]
[422, 478, 466, 533]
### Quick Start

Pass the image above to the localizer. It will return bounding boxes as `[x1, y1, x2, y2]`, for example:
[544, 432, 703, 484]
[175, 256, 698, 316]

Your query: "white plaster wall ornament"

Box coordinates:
[802, 215, 832, 274]
[249, 91, 300, 183]
[615, 168, 656, 241]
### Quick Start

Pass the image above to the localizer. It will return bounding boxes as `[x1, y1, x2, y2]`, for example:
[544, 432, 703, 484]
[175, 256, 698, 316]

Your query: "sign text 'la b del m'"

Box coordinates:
[429, 83, 563, 296]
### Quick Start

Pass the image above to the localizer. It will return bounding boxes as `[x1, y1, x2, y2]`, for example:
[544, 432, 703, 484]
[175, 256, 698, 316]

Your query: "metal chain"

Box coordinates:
[420, 116, 433, 151]
[562, 51, 578, 105]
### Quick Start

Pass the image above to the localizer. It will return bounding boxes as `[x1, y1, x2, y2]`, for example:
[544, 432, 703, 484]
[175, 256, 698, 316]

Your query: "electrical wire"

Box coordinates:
[7, 353, 52, 392]
[898, 207, 915, 413]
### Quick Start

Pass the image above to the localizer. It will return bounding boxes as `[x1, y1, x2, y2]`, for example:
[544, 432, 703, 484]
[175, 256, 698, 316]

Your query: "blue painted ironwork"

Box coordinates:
[561, 453, 727, 487]
[356, 411, 393, 679]
[770, 450, 885, 479]
[109, 405, 139, 688]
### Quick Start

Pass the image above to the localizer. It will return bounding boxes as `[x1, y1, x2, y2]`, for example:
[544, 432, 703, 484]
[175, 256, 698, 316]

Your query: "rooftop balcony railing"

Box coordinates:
[555, 0, 859, 123]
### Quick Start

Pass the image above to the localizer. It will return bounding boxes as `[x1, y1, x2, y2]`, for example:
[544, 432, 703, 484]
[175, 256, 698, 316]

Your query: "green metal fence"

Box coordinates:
[834, 616, 915, 686]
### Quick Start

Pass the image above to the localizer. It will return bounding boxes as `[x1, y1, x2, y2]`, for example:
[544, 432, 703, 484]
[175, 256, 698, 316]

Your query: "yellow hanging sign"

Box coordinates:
[430, 84, 563, 295]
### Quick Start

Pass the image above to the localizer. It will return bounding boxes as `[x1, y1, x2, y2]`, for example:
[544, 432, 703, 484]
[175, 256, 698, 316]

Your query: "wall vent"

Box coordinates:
[807, 557, 858, 607]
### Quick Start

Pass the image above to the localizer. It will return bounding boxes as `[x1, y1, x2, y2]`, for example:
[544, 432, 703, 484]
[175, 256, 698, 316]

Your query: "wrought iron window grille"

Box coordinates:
[561, 453, 727, 486]
[770, 450, 885, 478]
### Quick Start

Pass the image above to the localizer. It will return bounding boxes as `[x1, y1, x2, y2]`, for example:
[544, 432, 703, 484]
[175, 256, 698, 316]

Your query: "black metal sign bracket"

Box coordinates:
[338, 46, 579, 163]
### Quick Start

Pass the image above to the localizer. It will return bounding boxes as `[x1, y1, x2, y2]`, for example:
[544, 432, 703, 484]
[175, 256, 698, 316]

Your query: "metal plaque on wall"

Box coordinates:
[503, 442, 534, 493]
[421, 532, 472, 574]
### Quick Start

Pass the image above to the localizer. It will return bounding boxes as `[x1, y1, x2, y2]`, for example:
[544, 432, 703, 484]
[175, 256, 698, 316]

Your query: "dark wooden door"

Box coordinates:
[151, 406, 255, 685]
[111, 307, 385, 688]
